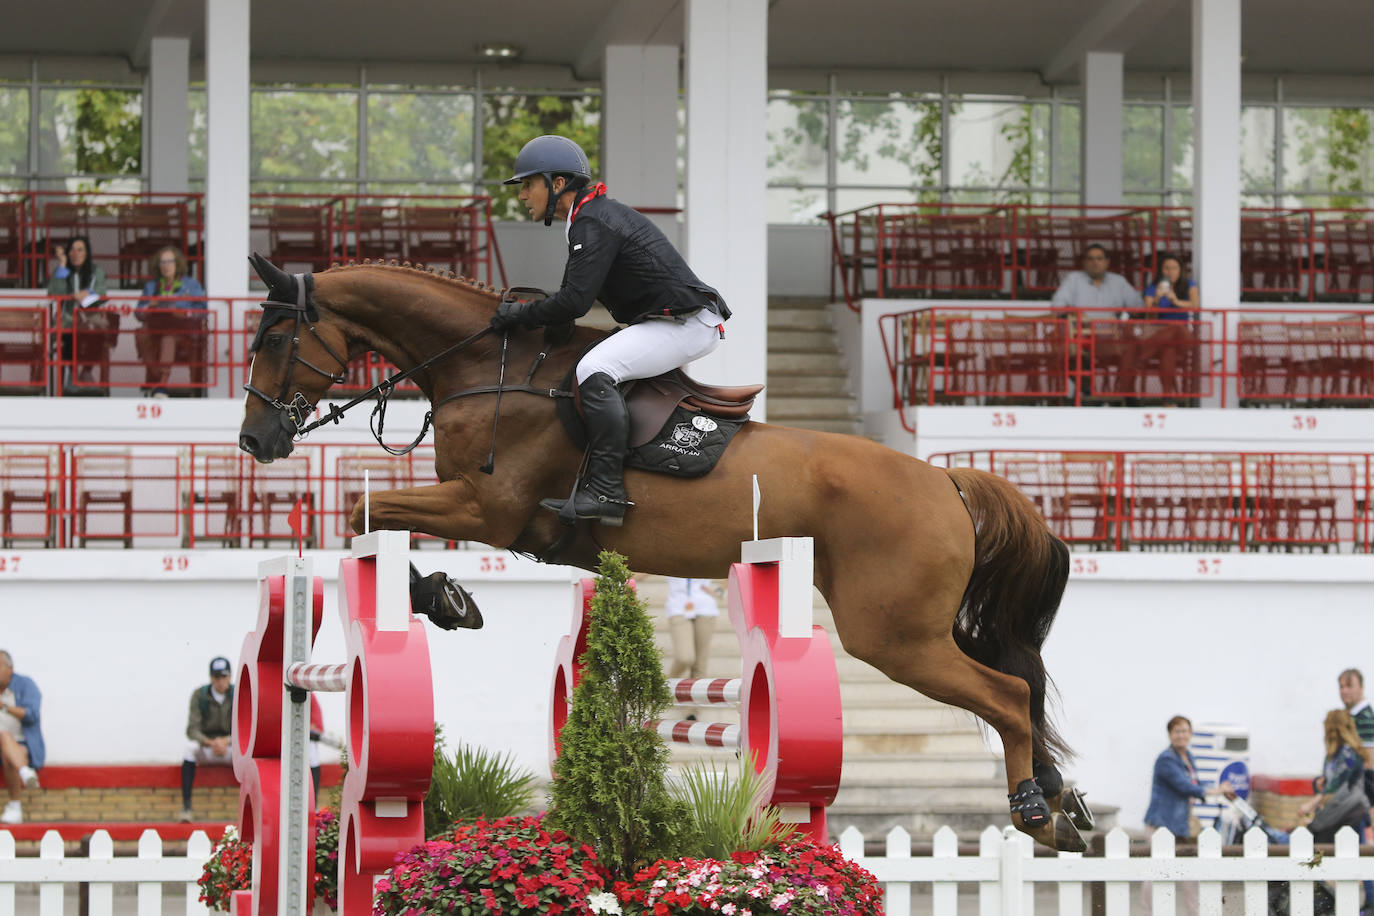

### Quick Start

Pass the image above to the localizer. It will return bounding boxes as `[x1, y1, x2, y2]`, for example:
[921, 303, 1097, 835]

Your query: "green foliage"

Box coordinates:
[250, 90, 358, 189]
[0, 86, 28, 175]
[481, 93, 601, 218]
[670, 756, 797, 861]
[547, 550, 687, 879]
[74, 90, 142, 180]
[1325, 108, 1371, 210]
[423, 726, 537, 837]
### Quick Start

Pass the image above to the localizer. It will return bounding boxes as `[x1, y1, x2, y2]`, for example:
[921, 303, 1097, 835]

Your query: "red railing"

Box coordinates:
[878, 305, 1374, 425]
[0, 441, 464, 550]
[0, 191, 507, 290]
[928, 449, 1373, 553]
[825, 203, 1374, 311]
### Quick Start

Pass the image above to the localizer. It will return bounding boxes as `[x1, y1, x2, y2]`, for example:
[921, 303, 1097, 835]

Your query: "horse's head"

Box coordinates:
[238, 254, 349, 462]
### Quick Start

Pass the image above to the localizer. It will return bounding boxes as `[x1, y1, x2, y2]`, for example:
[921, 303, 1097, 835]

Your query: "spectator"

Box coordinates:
[663, 578, 721, 721]
[1127, 254, 1200, 403]
[1299, 709, 1368, 844]
[46, 236, 114, 392]
[0, 649, 44, 825]
[181, 656, 234, 822]
[135, 246, 206, 398]
[1338, 668, 1374, 846]
[1143, 715, 1235, 839]
[1050, 244, 1143, 400]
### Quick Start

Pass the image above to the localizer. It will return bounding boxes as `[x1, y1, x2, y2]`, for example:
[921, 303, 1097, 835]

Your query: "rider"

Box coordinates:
[490, 135, 730, 526]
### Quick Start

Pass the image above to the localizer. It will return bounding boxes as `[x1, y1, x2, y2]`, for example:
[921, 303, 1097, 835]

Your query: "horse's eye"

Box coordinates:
[263, 333, 287, 350]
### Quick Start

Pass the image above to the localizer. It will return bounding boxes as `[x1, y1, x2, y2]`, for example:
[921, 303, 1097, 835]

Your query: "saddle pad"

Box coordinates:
[625, 404, 746, 478]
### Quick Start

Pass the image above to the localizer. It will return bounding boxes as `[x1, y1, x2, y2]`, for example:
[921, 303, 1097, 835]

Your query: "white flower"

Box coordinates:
[771, 892, 793, 907]
[587, 891, 622, 914]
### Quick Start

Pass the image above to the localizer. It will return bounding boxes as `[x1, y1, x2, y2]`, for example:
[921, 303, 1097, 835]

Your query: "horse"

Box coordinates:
[237, 256, 1091, 851]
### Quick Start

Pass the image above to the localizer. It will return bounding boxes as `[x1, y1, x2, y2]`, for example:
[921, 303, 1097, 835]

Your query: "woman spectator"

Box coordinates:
[1144, 715, 1234, 839]
[46, 236, 112, 391]
[136, 246, 206, 397]
[1299, 708, 1368, 843]
[1128, 254, 1200, 404]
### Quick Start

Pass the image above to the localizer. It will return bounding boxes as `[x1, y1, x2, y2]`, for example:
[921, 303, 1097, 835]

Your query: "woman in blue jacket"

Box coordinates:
[136, 245, 206, 396]
[1144, 715, 1234, 838]
[0, 649, 43, 825]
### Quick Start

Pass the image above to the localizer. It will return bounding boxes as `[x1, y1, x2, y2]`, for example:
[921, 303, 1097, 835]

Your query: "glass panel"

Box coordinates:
[835, 97, 941, 191]
[188, 89, 205, 180]
[833, 186, 919, 213]
[248, 180, 356, 195]
[1122, 105, 1163, 191]
[250, 90, 358, 182]
[765, 185, 826, 223]
[367, 92, 476, 182]
[0, 86, 28, 174]
[1240, 106, 1276, 193]
[1281, 107, 1374, 209]
[767, 98, 827, 187]
[39, 88, 142, 178]
[948, 101, 1046, 198]
[1056, 103, 1081, 191]
[1170, 105, 1194, 190]
[481, 93, 601, 218]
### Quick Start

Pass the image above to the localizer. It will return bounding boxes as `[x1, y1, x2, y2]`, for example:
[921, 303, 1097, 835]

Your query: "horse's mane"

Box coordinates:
[324, 259, 505, 302]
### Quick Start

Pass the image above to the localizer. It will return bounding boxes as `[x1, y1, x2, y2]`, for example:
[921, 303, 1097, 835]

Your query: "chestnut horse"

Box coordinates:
[237, 258, 1089, 851]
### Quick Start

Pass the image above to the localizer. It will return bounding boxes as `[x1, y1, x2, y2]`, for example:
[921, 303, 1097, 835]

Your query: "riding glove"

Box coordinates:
[490, 299, 535, 331]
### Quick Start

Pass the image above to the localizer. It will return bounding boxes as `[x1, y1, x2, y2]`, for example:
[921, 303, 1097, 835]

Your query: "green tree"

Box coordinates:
[250, 90, 358, 191]
[1325, 108, 1371, 210]
[481, 94, 601, 218]
[366, 92, 475, 187]
[0, 86, 29, 176]
[547, 550, 687, 879]
[73, 89, 141, 180]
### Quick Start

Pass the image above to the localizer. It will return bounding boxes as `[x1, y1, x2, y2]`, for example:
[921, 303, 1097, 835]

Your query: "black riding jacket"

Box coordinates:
[522, 193, 731, 327]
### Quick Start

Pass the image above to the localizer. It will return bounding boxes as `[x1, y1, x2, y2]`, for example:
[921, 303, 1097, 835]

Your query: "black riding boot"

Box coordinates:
[540, 372, 634, 526]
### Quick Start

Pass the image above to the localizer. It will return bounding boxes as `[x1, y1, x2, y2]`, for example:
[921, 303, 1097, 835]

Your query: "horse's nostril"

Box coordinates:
[239, 434, 259, 456]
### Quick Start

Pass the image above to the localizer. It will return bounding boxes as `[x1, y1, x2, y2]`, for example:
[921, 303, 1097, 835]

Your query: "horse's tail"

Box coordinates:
[946, 467, 1072, 765]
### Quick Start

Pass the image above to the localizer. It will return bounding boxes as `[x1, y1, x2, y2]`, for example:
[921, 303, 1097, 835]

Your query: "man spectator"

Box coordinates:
[1338, 668, 1374, 849]
[1050, 244, 1143, 320]
[182, 656, 234, 822]
[1051, 245, 1144, 399]
[0, 650, 43, 825]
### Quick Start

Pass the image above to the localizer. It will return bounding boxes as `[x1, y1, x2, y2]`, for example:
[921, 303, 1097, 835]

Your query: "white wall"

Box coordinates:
[1, 550, 579, 782]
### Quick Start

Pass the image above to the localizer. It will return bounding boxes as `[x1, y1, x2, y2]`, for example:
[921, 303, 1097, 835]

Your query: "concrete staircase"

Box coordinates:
[765, 298, 861, 436]
[629, 575, 1104, 842]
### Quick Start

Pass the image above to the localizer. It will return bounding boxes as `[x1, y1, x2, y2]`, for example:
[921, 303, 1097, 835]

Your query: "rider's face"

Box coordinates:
[516, 175, 567, 221]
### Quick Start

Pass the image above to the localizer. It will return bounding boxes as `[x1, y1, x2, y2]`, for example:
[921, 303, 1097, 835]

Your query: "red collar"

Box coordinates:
[569, 183, 607, 225]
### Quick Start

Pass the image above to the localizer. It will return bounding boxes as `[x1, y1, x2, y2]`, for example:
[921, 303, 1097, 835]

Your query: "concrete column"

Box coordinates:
[148, 37, 190, 194]
[683, 0, 767, 417]
[1192, 0, 1241, 309]
[603, 45, 679, 239]
[204, 0, 250, 299]
[1080, 51, 1123, 206]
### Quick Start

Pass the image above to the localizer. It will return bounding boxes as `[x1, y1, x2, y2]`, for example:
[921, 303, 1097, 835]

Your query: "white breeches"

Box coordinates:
[576, 312, 721, 385]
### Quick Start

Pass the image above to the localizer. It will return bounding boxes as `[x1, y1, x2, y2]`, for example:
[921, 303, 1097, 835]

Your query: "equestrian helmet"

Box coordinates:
[504, 135, 591, 185]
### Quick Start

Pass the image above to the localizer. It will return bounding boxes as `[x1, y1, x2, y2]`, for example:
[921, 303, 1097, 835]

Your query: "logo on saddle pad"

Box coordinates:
[670, 415, 718, 450]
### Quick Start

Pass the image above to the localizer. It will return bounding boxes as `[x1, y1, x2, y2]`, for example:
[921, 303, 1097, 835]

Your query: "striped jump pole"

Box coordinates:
[232, 530, 433, 916]
[551, 537, 843, 844]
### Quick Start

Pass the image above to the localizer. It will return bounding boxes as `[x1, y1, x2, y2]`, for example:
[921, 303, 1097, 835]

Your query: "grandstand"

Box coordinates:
[1, 0, 1371, 852]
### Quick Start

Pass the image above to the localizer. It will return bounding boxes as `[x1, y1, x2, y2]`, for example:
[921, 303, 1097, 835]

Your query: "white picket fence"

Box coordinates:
[3, 824, 1368, 916]
[0, 829, 212, 916]
[839, 824, 1370, 916]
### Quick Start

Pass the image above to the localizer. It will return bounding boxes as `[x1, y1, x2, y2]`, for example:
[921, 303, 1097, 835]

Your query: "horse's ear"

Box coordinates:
[248, 253, 297, 302]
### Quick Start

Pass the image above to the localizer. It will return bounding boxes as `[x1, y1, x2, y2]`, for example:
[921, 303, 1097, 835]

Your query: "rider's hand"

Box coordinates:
[490, 299, 534, 332]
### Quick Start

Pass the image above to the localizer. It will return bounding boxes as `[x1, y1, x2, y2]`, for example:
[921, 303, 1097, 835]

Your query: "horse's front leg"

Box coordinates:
[349, 479, 503, 544]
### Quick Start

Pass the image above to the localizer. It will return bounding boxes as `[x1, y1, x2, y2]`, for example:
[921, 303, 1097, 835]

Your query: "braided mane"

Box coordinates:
[324, 259, 505, 301]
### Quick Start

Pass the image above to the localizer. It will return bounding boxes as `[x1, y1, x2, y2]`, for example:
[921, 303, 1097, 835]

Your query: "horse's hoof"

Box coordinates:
[1061, 786, 1095, 832]
[1053, 812, 1087, 852]
[409, 572, 484, 631]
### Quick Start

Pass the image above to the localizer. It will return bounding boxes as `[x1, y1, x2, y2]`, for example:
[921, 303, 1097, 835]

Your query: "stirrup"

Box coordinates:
[539, 490, 634, 527]
[1008, 777, 1050, 829]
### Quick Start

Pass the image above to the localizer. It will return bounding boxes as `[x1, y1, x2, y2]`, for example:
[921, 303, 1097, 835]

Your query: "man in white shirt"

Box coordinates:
[1050, 245, 1144, 400]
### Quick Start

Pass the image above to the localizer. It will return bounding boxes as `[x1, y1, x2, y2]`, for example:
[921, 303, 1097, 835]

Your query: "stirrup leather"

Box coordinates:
[1008, 777, 1051, 828]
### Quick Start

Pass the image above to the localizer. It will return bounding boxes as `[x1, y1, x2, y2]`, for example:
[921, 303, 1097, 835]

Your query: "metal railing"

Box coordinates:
[927, 448, 1373, 554]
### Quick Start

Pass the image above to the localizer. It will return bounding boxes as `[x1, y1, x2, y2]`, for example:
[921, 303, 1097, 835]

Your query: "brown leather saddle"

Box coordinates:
[559, 367, 763, 449]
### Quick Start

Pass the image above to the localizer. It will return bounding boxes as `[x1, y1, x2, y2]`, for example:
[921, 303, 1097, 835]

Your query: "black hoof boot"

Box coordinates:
[409, 566, 483, 631]
[1060, 786, 1095, 831]
[1009, 777, 1050, 830]
[1033, 762, 1064, 798]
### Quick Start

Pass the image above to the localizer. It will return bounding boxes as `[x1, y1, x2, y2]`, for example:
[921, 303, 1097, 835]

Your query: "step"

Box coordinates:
[765, 396, 859, 420]
[767, 351, 848, 374]
[838, 752, 1004, 784]
[768, 308, 835, 332]
[764, 373, 853, 397]
[767, 297, 832, 310]
[844, 730, 990, 756]
[842, 705, 981, 732]
[767, 329, 840, 351]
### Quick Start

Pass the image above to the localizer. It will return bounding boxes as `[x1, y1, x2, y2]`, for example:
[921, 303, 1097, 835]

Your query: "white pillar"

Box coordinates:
[148, 37, 190, 194]
[1192, 0, 1241, 309]
[684, 0, 768, 418]
[1080, 51, 1123, 207]
[205, 0, 250, 299]
[604, 45, 679, 240]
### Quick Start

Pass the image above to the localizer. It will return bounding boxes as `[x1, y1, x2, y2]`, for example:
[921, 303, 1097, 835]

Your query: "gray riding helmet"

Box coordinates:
[504, 135, 592, 225]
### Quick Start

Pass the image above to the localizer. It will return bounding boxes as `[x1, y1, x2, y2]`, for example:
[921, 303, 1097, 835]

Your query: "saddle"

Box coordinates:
[621, 370, 762, 448]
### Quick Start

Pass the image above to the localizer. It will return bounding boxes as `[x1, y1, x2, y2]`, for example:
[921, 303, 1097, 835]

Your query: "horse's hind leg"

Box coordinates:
[843, 621, 1084, 852]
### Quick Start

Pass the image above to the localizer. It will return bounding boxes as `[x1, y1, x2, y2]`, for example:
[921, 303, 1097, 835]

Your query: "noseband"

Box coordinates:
[244, 274, 349, 439]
